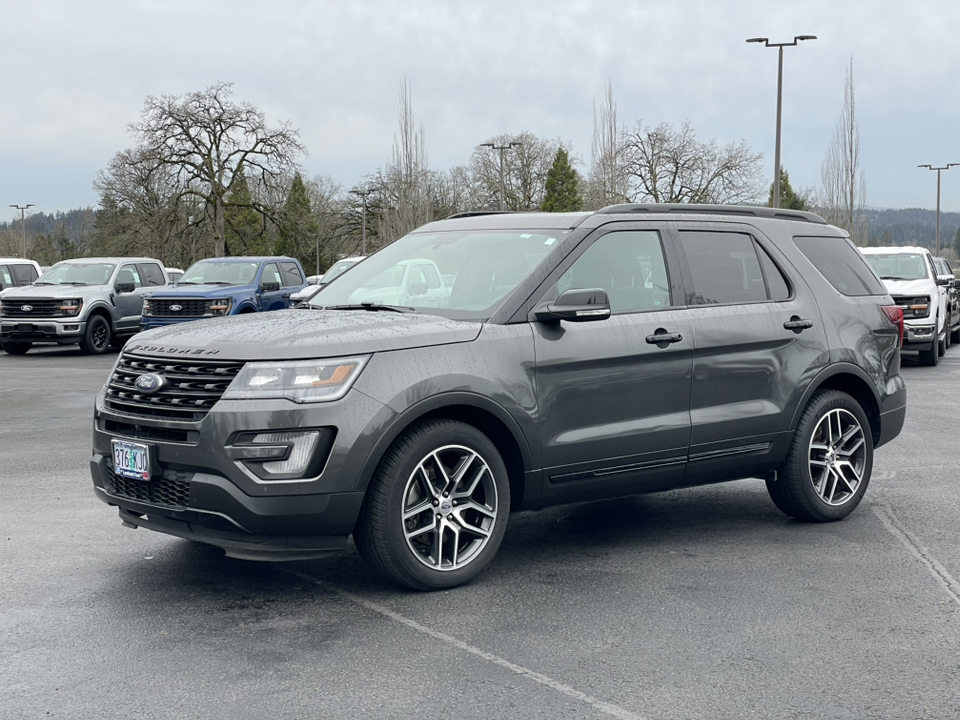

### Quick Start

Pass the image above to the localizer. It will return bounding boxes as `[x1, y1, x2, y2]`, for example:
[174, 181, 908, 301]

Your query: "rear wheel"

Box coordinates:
[0, 341, 31, 355]
[766, 389, 872, 522]
[355, 419, 510, 590]
[79, 315, 111, 355]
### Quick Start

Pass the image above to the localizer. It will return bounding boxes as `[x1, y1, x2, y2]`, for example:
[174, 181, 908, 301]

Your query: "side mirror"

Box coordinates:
[936, 276, 952, 287]
[260, 281, 281, 293]
[115, 282, 135, 294]
[534, 288, 611, 323]
[408, 280, 428, 297]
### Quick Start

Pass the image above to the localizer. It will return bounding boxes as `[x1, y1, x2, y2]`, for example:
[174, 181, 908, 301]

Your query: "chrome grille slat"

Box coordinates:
[1, 298, 61, 317]
[104, 352, 244, 422]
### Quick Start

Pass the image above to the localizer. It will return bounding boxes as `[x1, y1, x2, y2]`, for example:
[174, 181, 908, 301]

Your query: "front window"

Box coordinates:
[178, 261, 260, 285]
[322, 259, 362, 284]
[862, 253, 930, 281]
[307, 230, 565, 319]
[36, 262, 115, 286]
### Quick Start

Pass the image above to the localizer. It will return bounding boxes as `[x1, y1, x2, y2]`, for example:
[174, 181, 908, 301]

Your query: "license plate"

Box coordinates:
[112, 440, 151, 481]
[17, 323, 33, 333]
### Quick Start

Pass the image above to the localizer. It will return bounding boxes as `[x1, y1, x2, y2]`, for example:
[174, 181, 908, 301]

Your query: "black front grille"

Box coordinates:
[104, 352, 245, 422]
[149, 299, 210, 317]
[105, 468, 192, 508]
[1, 298, 61, 317]
[102, 418, 197, 444]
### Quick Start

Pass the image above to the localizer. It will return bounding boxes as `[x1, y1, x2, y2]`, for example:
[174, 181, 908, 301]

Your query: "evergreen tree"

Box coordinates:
[954, 226, 960, 259]
[224, 165, 267, 255]
[541, 148, 584, 212]
[767, 168, 808, 210]
[277, 173, 318, 262]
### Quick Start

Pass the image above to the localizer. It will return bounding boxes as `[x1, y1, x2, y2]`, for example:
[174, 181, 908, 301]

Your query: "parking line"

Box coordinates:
[873, 504, 960, 607]
[284, 569, 647, 720]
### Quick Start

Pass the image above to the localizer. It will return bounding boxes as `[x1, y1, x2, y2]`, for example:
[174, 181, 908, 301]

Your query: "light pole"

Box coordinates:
[480, 141, 522, 210]
[9, 204, 34, 258]
[918, 164, 958, 256]
[349, 188, 371, 255]
[747, 35, 817, 208]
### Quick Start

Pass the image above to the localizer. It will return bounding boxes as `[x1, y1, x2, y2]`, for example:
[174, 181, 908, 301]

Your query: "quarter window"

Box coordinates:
[559, 230, 671, 314]
[797, 236, 887, 296]
[678, 231, 783, 305]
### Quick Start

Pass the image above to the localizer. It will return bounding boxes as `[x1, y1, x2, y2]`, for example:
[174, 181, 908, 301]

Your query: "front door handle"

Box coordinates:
[783, 317, 813, 332]
[645, 330, 683, 346]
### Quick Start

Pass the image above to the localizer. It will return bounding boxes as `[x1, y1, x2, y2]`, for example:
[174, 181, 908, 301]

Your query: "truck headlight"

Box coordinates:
[207, 298, 233, 316]
[141, 299, 154, 316]
[221, 356, 369, 403]
[59, 299, 83, 317]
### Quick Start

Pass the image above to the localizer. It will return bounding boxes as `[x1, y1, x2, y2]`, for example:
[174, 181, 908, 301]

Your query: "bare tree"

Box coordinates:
[123, 82, 304, 256]
[470, 132, 564, 211]
[586, 79, 629, 209]
[622, 120, 764, 204]
[376, 80, 432, 244]
[820, 58, 867, 245]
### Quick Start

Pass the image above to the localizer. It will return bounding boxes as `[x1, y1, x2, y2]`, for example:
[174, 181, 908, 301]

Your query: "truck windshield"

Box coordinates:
[862, 253, 928, 281]
[179, 261, 260, 285]
[36, 262, 115, 286]
[308, 229, 564, 319]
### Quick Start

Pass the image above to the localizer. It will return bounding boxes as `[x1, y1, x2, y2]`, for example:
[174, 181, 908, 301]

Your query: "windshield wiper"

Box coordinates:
[880, 275, 909, 281]
[34, 281, 54, 285]
[324, 303, 416, 313]
[177, 280, 200, 284]
[61, 281, 87, 285]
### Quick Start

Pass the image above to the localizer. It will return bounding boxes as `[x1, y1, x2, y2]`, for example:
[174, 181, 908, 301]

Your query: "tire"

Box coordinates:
[951, 326, 960, 345]
[919, 340, 939, 366]
[938, 334, 946, 357]
[766, 389, 873, 522]
[79, 315, 112, 355]
[0, 341, 31, 355]
[354, 419, 510, 590]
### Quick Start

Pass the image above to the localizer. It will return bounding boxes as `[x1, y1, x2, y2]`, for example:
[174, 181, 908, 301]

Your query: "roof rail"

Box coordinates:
[596, 203, 827, 224]
[444, 210, 515, 220]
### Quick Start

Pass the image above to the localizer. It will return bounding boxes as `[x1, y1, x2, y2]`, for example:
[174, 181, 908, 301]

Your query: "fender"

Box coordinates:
[85, 300, 117, 319]
[788, 361, 882, 431]
[355, 390, 535, 494]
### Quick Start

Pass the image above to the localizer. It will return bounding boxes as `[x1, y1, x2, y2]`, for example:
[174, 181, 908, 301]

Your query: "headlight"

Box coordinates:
[59, 299, 83, 316]
[221, 356, 369, 403]
[208, 298, 233, 316]
[141, 299, 154, 316]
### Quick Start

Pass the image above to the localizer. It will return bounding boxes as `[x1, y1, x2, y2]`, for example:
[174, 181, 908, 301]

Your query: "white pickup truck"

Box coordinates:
[861, 246, 951, 366]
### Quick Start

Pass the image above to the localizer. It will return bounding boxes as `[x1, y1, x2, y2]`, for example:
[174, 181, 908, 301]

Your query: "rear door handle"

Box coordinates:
[645, 331, 683, 345]
[783, 317, 813, 331]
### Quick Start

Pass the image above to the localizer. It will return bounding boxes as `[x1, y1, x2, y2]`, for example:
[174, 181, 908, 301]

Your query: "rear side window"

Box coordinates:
[795, 236, 887, 296]
[11, 263, 38, 284]
[140, 263, 165, 286]
[677, 231, 788, 305]
[280, 262, 303, 286]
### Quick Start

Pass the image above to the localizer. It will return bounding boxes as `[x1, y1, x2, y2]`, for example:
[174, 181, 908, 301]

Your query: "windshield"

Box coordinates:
[179, 261, 260, 285]
[862, 253, 929, 281]
[322, 259, 362, 284]
[307, 229, 564, 319]
[37, 262, 115, 286]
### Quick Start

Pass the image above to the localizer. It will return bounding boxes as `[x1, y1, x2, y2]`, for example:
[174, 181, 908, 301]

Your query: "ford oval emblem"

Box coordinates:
[134, 373, 165, 394]
[170, 304, 182, 312]
[21, 305, 33, 312]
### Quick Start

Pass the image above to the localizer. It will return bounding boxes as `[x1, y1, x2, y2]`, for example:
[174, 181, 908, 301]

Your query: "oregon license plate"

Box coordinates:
[112, 440, 151, 481]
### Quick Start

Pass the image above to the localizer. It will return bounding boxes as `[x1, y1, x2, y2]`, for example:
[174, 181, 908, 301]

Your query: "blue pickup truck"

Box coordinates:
[139, 256, 307, 331]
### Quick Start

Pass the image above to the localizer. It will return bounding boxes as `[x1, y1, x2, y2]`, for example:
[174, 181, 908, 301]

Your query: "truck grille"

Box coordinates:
[148, 299, 210, 317]
[105, 468, 191, 508]
[104, 352, 245, 422]
[1, 298, 60, 317]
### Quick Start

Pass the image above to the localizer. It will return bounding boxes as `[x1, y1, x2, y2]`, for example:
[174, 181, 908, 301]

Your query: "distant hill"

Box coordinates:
[864, 207, 960, 251]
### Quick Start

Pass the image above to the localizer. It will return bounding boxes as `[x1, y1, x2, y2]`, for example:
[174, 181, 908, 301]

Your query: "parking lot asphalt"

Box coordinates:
[2, 344, 959, 720]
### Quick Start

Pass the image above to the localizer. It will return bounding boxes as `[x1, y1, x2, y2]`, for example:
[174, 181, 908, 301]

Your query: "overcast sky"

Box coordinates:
[3, 0, 960, 221]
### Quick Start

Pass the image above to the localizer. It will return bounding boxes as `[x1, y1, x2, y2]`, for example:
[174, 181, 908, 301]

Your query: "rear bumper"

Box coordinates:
[877, 386, 907, 449]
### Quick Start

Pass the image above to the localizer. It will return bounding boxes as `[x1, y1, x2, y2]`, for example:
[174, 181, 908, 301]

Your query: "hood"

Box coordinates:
[145, 284, 256, 298]
[1, 284, 111, 300]
[125, 308, 482, 360]
[881, 278, 936, 297]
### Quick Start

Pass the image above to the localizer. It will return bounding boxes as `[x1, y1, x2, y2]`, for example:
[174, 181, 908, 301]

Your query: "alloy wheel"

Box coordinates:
[808, 408, 866, 506]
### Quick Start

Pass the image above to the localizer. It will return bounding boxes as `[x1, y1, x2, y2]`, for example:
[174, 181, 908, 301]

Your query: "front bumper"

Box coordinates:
[91, 382, 397, 559]
[1, 318, 85, 343]
[139, 316, 203, 331]
[902, 322, 937, 351]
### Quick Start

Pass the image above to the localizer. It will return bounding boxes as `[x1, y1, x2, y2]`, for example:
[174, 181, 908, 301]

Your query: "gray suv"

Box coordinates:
[91, 205, 906, 590]
[1, 257, 167, 354]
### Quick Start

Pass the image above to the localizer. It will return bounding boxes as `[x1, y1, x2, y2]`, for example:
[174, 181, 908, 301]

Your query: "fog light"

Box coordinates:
[252, 431, 319, 474]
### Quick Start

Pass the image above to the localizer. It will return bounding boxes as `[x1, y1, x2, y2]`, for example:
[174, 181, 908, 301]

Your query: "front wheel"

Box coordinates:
[354, 419, 510, 590]
[0, 341, 31, 355]
[79, 315, 112, 355]
[766, 389, 873, 522]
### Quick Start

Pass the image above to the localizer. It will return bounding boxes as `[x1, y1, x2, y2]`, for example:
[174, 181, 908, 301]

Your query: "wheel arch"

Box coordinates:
[86, 305, 115, 328]
[357, 393, 533, 512]
[791, 364, 882, 446]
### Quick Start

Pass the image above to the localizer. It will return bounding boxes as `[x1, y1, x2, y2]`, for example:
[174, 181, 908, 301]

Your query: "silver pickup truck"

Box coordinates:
[0, 257, 168, 355]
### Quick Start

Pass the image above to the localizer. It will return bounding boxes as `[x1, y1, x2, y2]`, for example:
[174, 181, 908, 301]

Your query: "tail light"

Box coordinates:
[882, 305, 904, 347]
